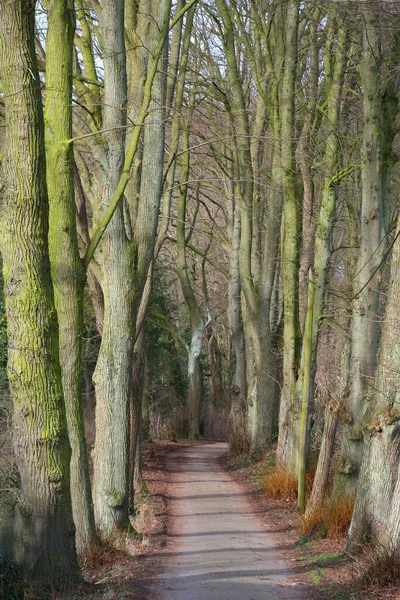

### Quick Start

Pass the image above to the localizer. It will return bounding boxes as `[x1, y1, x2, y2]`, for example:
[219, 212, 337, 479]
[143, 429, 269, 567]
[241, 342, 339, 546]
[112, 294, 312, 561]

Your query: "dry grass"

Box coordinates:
[80, 536, 121, 572]
[265, 466, 298, 500]
[324, 496, 355, 540]
[300, 495, 355, 540]
[264, 466, 315, 502]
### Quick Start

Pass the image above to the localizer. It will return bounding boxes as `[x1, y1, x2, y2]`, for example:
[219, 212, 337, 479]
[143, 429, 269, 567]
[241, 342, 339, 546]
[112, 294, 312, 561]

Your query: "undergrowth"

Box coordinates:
[352, 541, 400, 589]
[80, 536, 121, 573]
[300, 496, 355, 540]
[264, 465, 314, 502]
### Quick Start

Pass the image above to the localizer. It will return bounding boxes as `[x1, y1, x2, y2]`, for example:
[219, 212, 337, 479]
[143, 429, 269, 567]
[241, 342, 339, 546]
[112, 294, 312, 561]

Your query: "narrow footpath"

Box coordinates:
[149, 443, 304, 600]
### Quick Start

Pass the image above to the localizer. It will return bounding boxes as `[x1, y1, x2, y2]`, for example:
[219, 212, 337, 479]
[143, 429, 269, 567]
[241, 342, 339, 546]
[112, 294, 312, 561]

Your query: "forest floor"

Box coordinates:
[55, 440, 400, 600]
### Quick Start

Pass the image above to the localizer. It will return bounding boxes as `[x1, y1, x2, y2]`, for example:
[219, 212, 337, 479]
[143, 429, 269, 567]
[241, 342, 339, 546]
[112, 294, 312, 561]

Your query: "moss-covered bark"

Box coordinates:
[45, 0, 97, 557]
[0, 0, 77, 585]
[92, 0, 170, 532]
[276, 0, 300, 471]
[279, 9, 349, 478]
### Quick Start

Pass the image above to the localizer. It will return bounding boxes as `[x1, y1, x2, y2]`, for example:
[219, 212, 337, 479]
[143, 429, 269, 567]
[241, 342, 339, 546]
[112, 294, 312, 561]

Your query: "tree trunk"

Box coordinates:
[347, 215, 400, 553]
[92, 0, 134, 535]
[216, 0, 279, 453]
[227, 196, 247, 402]
[333, 5, 384, 501]
[306, 340, 350, 517]
[277, 0, 300, 474]
[207, 332, 224, 408]
[0, 0, 77, 584]
[278, 6, 348, 477]
[297, 8, 320, 331]
[177, 130, 205, 438]
[305, 403, 338, 519]
[45, 0, 97, 556]
[129, 331, 145, 506]
[298, 269, 314, 513]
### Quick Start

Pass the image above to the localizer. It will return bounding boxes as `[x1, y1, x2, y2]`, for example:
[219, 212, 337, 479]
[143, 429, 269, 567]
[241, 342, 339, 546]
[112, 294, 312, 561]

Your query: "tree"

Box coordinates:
[348, 214, 400, 553]
[0, 0, 77, 585]
[333, 1, 400, 502]
[45, 0, 97, 556]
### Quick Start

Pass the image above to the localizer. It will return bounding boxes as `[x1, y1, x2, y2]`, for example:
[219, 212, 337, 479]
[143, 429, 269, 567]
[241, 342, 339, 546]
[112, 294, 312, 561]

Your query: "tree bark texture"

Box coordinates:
[92, 0, 135, 535]
[276, 0, 300, 474]
[45, 0, 97, 556]
[347, 216, 400, 553]
[334, 5, 384, 501]
[0, 0, 77, 584]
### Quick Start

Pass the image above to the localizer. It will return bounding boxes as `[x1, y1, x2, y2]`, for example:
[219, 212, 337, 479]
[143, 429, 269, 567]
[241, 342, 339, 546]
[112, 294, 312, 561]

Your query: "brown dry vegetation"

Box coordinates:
[300, 496, 355, 541]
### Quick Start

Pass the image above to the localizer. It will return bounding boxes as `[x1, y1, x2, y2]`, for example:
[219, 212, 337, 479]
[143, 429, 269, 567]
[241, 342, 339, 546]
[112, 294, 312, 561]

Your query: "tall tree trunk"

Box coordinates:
[92, 0, 135, 535]
[298, 269, 314, 513]
[227, 189, 248, 449]
[207, 331, 224, 408]
[333, 4, 384, 501]
[228, 193, 247, 441]
[129, 0, 169, 496]
[216, 0, 279, 453]
[297, 8, 320, 331]
[0, 0, 77, 584]
[177, 130, 205, 439]
[285, 9, 349, 479]
[45, 0, 97, 556]
[277, 0, 300, 473]
[129, 331, 145, 506]
[347, 215, 400, 553]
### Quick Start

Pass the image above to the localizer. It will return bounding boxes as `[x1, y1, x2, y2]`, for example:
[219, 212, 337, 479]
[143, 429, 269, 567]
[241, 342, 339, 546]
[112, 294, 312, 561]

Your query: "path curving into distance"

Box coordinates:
[149, 442, 304, 600]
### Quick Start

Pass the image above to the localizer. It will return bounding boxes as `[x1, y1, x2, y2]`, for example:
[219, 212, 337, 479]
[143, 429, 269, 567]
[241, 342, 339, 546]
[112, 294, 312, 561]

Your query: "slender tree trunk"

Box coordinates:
[216, 0, 279, 453]
[298, 269, 314, 513]
[177, 130, 204, 439]
[277, 0, 300, 473]
[207, 332, 224, 408]
[45, 0, 97, 556]
[92, 0, 135, 535]
[134, 358, 149, 497]
[129, 331, 145, 506]
[227, 193, 247, 428]
[0, 0, 77, 584]
[298, 9, 320, 330]
[305, 401, 338, 518]
[227, 190, 248, 450]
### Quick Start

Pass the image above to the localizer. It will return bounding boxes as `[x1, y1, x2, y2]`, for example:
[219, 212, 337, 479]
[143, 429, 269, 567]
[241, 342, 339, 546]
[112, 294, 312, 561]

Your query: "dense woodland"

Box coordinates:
[1, 0, 400, 592]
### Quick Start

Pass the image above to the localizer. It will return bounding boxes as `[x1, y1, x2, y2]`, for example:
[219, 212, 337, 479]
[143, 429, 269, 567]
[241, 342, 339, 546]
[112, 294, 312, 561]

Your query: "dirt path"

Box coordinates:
[148, 442, 304, 600]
